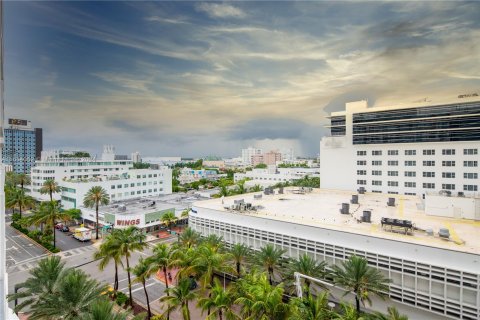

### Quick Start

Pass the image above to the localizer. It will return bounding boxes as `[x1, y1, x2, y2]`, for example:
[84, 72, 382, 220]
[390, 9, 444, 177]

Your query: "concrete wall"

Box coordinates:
[425, 194, 480, 220]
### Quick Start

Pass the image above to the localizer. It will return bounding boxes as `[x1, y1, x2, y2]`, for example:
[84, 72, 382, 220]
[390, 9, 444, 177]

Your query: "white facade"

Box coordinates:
[131, 151, 141, 163]
[320, 98, 480, 197]
[241, 147, 262, 165]
[178, 168, 219, 184]
[234, 167, 319, 187]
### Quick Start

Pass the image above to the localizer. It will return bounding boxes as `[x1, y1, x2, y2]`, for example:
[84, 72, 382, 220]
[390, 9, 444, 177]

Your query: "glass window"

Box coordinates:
[388, 161, 398, 166]
[463, 185, 478, 191]
[464, 148, 478, 155]
[442, 149, 456, 155]
[357, 151, 367, 156]
[388, 171, 398, 176]
[423, 149, 435, 155]
[423, 183, 435, 189]
[388, 150, 398, 156]
[404, 171, 416, 177]
[464, 173, 478, 179]
[442, 172, 455, 178]
[442, 184, 455, 190]
[372, 150, 382, 156]
[405, 182, 416, 188]
[405, 161, 416, 166]
[423, 172, 435, 178]
[464, 161, 478, 167]
[405, 150, 416, 156]
[372, 161, 382, 166]
[442, 161, 455, 167]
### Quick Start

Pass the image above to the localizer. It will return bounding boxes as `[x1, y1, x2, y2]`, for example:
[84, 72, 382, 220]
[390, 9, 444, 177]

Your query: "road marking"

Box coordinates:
[7, 233, 36, 258]
[131, 282, 156, 293]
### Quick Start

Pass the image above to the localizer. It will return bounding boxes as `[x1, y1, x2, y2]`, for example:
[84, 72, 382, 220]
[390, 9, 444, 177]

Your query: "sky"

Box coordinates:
[5, 1, 480, 158]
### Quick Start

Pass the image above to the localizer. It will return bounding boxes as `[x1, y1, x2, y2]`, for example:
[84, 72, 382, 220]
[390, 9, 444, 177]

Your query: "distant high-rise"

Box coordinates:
[241, 146, 262, 165]
[3, 118, 42, 174]
[131, 151, 141, 163]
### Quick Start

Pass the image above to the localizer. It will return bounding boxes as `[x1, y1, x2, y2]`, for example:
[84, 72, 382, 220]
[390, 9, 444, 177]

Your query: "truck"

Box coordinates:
[73, 227, 92, 242]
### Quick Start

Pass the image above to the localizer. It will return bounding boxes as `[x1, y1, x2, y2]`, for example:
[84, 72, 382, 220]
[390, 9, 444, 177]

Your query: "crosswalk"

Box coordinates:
[55, 245, 97, 259]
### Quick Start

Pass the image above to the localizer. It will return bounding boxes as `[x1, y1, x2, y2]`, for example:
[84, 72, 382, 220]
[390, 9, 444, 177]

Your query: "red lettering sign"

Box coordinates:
[116, 219, 141, 226]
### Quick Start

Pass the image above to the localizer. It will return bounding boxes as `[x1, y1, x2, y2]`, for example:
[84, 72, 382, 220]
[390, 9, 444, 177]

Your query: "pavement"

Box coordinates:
[5, 223, 48, 270]
[54, 227, 94, 251]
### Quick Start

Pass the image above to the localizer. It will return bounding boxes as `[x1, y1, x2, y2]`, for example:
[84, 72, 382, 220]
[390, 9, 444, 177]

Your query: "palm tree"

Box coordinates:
[39, 178, 61, 201]
[28, 268, 107, 320]
[6, 188, 35, 218]
[148, 243, 173, 320]
[333, 303, 365, 320]
[288, 254, 327, 296]
[197, 278, 239, 320]
[114, 227, 147, 307]
[371, 306, 408, 320]
[179, 227, 201, 248]
[94, 234, 123, 292]
[29, 201, 72, 249]
[235, 179, 246, 194]
[160, 278, 197, 320]
[80, 298, 145, 320]
[289, 292, 333, 320]
[203, 234, 225, 252]
[83, 186, 110, 240]
[250, 184, 263, 192]
[16, 173, 31, 191]
[132, 257, 153, 319]
[230, 243, 250, 277]
[254, 244, 286, 285]
[161, 211, 177, 232]
[7, 256, 65, 313]
[332, 255, 390, 313]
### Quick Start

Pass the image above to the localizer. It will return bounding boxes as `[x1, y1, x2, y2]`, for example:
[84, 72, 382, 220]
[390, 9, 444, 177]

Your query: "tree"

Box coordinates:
[28, 268, 107, 319]
[197, 278, 239, 320]
[371, 307, 408, 320]
[148, 243, 173, 319]
[333, 303, 365, 320]
[254, 244, 286, 285]
[7, 256, 65, 313]
[16, 173, 31, 191]
[288, 254, 327, 296]
[178, 227, 201, 249]
[6, 188, 35, 218]
[250, 184, 263, 192]
[160, 278, 197, 320]
[114, 227, 147, 307]
[254, 163, 268, 169]
[80, 298, 145, 320]
[230, 243, 250, 277]
[83, 186, 110, 240]
[332, 255, 390, 313]
[39, 179, 61, 202]
[289, 292, 333, 320]
[29, 201, 72, 249]
[203, 234, 225, 252]
[235, 179, 247, 194]
[94, 234, 123, 293]
[161, 211, 177, 231]
[132, 257, 153, 319]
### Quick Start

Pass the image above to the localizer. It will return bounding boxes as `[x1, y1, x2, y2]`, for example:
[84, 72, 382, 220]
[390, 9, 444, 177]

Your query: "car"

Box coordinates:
[61, 226, 70, 232]
[55, 223, 63, 229]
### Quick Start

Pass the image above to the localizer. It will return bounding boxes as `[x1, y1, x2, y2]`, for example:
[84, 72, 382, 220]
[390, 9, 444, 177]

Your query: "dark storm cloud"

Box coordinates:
[229, 118, 308, 140]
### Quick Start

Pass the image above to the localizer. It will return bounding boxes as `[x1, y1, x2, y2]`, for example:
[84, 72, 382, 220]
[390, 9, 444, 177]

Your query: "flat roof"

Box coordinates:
[194, 188, 480, 254]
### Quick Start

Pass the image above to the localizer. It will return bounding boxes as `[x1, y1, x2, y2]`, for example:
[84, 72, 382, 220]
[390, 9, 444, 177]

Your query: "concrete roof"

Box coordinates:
[194, 188, 480, 254]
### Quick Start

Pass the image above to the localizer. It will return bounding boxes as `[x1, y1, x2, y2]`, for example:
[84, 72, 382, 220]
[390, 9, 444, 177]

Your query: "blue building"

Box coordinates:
[3, 119, 42, 174]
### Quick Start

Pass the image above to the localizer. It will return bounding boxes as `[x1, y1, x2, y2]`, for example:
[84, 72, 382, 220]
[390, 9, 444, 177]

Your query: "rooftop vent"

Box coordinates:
[278, 187, 284, 194]
[387, 198, 395, 207]
[358, 187, 366, 194]
[340, 203, 350, 215]
[254, 194, 262, 200]
[234, 199, 245, 205]
[439, 228, 450, 239]
[457, 192, 465, 197]
[118, 205, 127, 212]
[361, 210, 371, 223]
[350, 194, 358, 204]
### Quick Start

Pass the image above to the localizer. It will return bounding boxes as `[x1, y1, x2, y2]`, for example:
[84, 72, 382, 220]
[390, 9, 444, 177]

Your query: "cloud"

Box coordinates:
[145, 16, 190, 25]
[196, 3, 246, 19]
[92, 72, 153, 92]
[229, 118, 308, 140]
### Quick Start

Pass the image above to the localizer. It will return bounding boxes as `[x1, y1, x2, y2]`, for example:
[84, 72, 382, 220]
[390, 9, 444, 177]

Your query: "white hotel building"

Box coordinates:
[30, 146, 172, 210]
[190, 97, 480, 320]
[320, 98, 480, 197]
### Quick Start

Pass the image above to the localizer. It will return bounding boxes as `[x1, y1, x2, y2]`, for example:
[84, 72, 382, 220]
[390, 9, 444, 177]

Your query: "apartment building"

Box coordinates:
[241, 147, 262, 165]
[234, 166, 319, 188]
[320, 98, 480, 197]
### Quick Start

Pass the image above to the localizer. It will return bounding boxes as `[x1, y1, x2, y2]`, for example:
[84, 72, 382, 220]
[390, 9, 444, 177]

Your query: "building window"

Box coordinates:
[404, 171, 416, 177]
[117, 185, 122, 189]
[137, 175, 141, 179]
[464, 173, 478, 179]
[442, 172, 455, 179]
[388, 181, 398, 187]
[442, 184, 455, 190]
[405, 150, 416, 156]
[372, 180, 382, 186]
[388, 160, 398, 166]
[388, 191, 399, 194]
[423, 149, 435, 155]
[405, 182, 416, 188]
[423, 161, 435, 166]
[372, 150, 382, 156]
[372, 170, 382, 176]
[357, 160, 367, 166]
[405, 161, 416, 166]
[387, 171, 398, 176]
[442, 149, 456, 155]
[387, 150, 398, 156]
[357, 151, 367, 156]
[423, 172, 435, 178]
[130, 183, 135, 187]
[464, 161, 478, 167]
[357, 180, 366, 185]
[405, 192, 416, 196]
[357, 170, 366, 175]
[464, 148, 478, 155]
[111, 185, 115, 189]
[442, 161, 455, 167]
[423, 183, 435, 189]
[464, 185, 478, 191]
[372, 161, 382, 166]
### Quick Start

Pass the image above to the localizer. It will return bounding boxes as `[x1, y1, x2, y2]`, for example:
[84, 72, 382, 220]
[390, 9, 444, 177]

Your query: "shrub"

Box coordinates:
[115, 291, 128, 307]
[12, 213, 21, 221]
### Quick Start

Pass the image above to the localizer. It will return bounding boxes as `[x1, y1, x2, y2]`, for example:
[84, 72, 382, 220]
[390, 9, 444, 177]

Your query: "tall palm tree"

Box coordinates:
[161, 211, 177, 232]
[132, 257, 152, 319]
[6, 188, 35, 218]
[7, 256, 65, 313]
[332, 255, 390, 313]
[197, 278, 239, 320]
[160, 278, 197, 320]
[371, 306, 408, 320]
[148, 243, 173, 320]
[235, 179, 246, 194]
[253, 244, 286, 285]
[39, 178, 61, 201]
[28, 268, 107, 320]
[288, 254, 327, 296]
[203, 234, 225, 252]
[94, 234, 123, 292]
[230, 243, 250, 277]
[17, 173, 31, 191]
[289, 292, 333, 320]
[83, 186, 110, 240]
[29, 201, 72, 249]
[80, 298, 145, 320]
[333, 303, 365, 320]
[114, 227, 147, 307]
[179, 227, 201, 248]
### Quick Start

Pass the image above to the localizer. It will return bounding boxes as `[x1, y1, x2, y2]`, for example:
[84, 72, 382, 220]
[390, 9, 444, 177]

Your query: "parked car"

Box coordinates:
[61, 226, 70, 232]
[55, 223, 64, 230]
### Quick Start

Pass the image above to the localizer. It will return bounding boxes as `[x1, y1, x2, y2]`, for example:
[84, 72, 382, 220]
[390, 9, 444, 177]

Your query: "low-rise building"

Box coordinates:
[178, 168, 219, 184]
[234, 166, 319, 188]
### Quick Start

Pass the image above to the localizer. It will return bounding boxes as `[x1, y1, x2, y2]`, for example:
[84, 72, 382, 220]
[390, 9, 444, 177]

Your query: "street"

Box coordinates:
[54, 228, 93, 251]
[5, 223, 48, 271]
